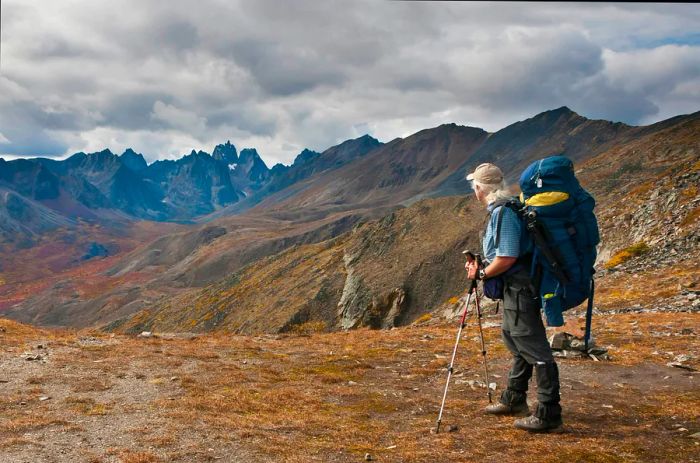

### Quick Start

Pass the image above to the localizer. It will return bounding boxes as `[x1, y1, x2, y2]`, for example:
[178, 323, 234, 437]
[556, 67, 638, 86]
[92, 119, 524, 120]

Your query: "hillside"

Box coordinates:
[4, 122, 489, 328]
[105, 196, 485, 334]
[4, 108, 700, 332]
[107, 111, 699, 335]
[1, 313, 698, 462]
[431, 106, 632, 197]
[252, 123, 488, 214]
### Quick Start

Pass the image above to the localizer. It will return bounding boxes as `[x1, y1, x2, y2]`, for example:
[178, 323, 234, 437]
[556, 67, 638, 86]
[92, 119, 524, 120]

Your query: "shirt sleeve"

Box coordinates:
[494, 206, 521, 258]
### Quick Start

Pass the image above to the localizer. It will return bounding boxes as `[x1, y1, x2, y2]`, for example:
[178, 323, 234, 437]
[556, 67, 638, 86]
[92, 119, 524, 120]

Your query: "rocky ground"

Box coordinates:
[1, 306, 699, 463]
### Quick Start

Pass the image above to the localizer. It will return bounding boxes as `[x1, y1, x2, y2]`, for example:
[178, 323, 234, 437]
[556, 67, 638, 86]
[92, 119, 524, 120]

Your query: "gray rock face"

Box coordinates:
[336, 250, 407, 330]
[337, 251, 372, 330]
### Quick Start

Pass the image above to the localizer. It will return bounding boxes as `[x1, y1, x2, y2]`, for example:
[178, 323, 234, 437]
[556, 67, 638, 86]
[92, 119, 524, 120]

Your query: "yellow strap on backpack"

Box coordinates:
[523, 191, 570, 207]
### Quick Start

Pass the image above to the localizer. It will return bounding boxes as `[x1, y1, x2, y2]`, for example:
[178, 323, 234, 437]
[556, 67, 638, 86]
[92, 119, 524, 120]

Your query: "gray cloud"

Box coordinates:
[0, 1, 698, 163]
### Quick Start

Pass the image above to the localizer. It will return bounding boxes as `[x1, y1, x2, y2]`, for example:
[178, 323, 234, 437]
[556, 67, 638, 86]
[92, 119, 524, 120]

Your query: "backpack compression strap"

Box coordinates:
[584, 278, 595, 352]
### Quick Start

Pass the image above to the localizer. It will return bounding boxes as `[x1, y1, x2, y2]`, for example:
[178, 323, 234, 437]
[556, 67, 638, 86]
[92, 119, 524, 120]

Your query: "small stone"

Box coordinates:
[447, 424, 459, 432]
[589, 347, 608, 356]
[39, 396, 50, 401]
[689, 432, 700, 439]
[678, 428, 688, 432]
[19, 401, 26, 406]
[488, 382, 497, 391]
[139, 331, 153, 338]
[365, 453, 373, 461]
[667, 362, 697, 371]
[170, 376, 178, 382]
[602, 404, 613, 409]
[348, 381, 358, 386]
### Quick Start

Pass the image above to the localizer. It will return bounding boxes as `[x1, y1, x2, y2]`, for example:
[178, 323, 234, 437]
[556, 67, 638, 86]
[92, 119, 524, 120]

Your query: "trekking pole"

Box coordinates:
[434, 251, 478, 434]
[472, 253, 493, 404]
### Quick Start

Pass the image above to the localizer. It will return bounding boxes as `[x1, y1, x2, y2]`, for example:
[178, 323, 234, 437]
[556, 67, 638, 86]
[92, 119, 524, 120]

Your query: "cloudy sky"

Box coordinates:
[1, 1, 699, 165]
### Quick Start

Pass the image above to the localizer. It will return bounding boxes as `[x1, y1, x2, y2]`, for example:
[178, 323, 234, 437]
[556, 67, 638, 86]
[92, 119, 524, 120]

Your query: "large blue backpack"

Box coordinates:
[501, 156, 599, 349]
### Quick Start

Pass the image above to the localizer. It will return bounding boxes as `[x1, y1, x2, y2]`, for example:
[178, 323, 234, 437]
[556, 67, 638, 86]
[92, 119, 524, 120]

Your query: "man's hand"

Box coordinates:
[465, 260, 479, 280]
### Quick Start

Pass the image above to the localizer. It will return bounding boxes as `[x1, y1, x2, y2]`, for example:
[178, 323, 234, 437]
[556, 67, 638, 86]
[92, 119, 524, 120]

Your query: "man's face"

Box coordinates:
[474, 184, 487, 205]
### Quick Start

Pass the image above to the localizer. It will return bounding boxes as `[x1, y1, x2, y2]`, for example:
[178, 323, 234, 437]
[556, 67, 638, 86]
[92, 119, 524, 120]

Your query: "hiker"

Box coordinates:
[464, 163, 563, 433]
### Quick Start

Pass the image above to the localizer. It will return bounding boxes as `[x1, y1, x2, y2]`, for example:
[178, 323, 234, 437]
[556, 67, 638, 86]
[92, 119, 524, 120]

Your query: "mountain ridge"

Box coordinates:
[3, 107, 699, 332]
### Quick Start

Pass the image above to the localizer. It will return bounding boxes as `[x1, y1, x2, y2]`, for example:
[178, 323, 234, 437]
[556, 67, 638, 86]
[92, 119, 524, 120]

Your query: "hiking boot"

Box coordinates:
[513, 415, 564, 433]
[484, 401, 529, 416]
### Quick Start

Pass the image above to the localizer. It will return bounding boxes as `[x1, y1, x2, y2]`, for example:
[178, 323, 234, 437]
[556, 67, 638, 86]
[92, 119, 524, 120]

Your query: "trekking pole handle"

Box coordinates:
[462, 250, 482, 292]
[462, 250, 483, 267]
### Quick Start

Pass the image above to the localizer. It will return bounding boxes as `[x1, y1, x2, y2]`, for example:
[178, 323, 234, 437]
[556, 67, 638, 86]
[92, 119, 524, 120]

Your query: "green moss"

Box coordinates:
[604, 242, 650, 269]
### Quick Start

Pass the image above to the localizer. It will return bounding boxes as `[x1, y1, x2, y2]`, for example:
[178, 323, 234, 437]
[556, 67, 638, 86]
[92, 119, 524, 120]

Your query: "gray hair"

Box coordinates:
[470, 179, 513, 204]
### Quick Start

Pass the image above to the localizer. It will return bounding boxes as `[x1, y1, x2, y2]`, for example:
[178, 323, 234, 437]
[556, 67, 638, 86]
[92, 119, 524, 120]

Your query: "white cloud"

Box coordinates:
[151, 101, 207, 134]
[1, 1, 698, 163]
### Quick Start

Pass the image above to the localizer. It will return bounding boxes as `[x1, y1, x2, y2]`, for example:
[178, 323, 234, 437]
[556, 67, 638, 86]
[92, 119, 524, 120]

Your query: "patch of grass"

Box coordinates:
[604, 242, 650, 269]
[304, 362, 357, 384]
[289, 320, 327, 335]
[71, 377, 113, 392]
[26, 375, 47, 385]
[680, 206, 700, 227]
[117, 451, 162, 463]
[628, 181, 656, 198]
[65, 396, 112, 415]
[0, 437, 36, 449]
[0, 416, 67, 433]
[543, 449, 628, 463]
[413, 313, 433, 324]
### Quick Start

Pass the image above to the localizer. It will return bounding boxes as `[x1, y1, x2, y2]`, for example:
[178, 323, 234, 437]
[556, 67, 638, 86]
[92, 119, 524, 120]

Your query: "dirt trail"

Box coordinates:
[1, 311, 699, 462]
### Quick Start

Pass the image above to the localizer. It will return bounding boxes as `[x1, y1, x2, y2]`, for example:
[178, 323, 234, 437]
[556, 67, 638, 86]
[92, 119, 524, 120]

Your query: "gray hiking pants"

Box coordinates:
[499, 270, 561, 419]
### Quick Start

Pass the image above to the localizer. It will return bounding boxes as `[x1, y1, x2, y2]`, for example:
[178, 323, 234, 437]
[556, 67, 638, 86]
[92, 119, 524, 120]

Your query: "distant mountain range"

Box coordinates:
[0, 136, 382, 244]
[2, 106, 699, 332]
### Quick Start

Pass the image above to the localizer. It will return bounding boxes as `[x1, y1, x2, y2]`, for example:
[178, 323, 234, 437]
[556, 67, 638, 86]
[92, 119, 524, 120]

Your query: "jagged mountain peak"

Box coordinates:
[334, 134, 381, 148]
[212, 141, 238, 164]
[120, 148, 148, 171]
[239, 148, 261, 162]
[87, 148, 117, 159]
[184, 149, 211, 160]
[293, 148, 321, 166]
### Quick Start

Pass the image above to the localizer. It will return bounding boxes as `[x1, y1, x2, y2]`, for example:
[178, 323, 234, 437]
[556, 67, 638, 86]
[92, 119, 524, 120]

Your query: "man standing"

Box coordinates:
[464, 163, 563, 433]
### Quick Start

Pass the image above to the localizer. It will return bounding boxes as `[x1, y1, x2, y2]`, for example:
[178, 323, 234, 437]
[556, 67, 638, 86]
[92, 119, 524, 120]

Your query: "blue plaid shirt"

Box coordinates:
[482, 203, 528, 263]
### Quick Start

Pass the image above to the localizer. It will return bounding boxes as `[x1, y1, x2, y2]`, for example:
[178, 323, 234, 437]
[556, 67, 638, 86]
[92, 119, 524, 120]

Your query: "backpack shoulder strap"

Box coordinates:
[493, 198, 522, 249]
